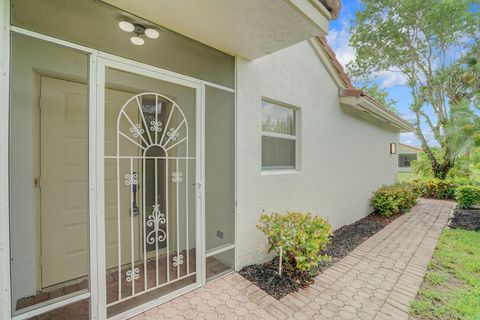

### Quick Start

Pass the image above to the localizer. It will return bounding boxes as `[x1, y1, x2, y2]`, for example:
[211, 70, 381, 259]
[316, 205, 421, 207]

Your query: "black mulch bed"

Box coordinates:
[449, 207, 480, 231]
[239, 212, 401, 299]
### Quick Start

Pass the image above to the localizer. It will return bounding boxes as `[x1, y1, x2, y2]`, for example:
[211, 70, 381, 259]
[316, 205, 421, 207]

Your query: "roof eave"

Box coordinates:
[315, 0, 341, 20]
[310, 0, 333, 20]
[311, 37, 414, 133]
[339, 93, 414, 132]
[399, 143, 423, 152]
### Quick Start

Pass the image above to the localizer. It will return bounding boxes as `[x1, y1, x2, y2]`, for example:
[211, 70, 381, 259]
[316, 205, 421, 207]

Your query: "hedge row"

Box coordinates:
[371, 178, 480, 216]
[455, 185, 480, 209]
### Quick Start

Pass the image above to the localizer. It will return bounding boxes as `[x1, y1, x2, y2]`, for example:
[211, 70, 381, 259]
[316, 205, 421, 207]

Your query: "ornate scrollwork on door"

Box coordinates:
[146, 204, 166, 245]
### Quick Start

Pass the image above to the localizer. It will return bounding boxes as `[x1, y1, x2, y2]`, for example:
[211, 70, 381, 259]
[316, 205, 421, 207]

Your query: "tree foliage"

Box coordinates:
[360, 82, 398, 113]
[412, 149, 472, 179]
[348, 0, 480, 179]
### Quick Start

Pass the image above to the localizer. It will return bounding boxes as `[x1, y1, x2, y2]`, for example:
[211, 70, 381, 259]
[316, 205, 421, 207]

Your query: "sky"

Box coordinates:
[326, 0, 421, 147]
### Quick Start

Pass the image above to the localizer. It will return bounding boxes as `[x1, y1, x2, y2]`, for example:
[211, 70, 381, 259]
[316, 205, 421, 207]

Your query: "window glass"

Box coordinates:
[261, 100, 295, 135]
[262, 136, 296, 169]
[261, 100, 298, 170]
[399, 154, 417, 167]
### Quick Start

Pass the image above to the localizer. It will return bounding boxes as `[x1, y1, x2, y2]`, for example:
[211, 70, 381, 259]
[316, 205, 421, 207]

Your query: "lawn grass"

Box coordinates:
[397, 172, 414, 182]
[410, 229, 480, 320]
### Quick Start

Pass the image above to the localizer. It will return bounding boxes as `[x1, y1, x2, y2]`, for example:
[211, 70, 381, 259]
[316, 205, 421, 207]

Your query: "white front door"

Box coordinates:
[40, 76, 88, 288]
[40, 77, 144, 288]
[98, 59, 202, 317]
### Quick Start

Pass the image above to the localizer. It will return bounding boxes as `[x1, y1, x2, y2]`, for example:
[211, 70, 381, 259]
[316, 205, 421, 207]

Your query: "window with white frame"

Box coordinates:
[399, 154, 417, 167]
[261, 100, 298, 170]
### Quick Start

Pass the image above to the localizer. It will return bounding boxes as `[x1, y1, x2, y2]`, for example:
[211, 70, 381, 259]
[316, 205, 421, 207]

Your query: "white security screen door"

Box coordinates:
[98, 58, 202, 318]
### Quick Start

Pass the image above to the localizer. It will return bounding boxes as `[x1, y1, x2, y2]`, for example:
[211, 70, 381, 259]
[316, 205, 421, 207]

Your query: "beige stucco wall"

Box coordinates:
[235, 40, 399, 269]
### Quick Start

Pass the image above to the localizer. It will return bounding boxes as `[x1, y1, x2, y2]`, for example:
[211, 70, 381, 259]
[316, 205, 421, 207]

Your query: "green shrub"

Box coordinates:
[456, 177, 480, 187]
[408, 181, 427, 198]
[453, 177, 475, 187]
[370, 184, 418, 217]
[412, 179, 457, 200]
[455, 185, 480, 209]
[257, 212, 332, 273]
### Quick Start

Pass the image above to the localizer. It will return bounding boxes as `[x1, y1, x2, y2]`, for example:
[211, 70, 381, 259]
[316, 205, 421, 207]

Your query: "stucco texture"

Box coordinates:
[235, 41, 399, 269]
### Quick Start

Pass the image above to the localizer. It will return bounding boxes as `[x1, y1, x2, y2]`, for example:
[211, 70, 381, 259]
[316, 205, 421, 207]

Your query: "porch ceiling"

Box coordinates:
[102, 0, 330, 60]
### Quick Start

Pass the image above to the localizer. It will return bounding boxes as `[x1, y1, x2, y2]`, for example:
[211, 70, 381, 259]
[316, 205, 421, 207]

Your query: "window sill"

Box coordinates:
[261, 169, 301, 176]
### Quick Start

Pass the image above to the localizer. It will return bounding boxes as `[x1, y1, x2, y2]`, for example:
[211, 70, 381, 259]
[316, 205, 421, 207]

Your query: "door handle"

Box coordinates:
[131, 171, 139, 216]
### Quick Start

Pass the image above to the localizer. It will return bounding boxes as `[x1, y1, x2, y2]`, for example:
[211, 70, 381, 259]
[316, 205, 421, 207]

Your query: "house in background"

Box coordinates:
[0, 0, 413, 319]
[398, 143, 423, 173]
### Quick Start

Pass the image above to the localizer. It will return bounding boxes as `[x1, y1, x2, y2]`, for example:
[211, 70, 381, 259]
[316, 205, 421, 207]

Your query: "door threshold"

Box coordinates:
[109, 282, 200, 320]
[12, 290, 90, 320]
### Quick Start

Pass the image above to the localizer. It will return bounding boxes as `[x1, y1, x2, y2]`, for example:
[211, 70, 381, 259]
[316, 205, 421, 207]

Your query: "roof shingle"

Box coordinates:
[319, 0, 342, 19]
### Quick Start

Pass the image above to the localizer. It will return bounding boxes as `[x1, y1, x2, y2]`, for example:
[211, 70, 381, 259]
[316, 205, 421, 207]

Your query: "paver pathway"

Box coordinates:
[131, 199, 453, 320]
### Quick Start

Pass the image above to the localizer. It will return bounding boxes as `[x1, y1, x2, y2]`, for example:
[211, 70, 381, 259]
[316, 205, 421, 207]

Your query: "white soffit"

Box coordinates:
[339, 95, 414, 133]
[102, 0, 329, 60]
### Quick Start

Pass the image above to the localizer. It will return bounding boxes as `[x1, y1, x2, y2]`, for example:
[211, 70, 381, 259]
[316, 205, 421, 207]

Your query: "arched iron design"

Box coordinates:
[116, 92, 189, 157]
[109, 92, 193, 306]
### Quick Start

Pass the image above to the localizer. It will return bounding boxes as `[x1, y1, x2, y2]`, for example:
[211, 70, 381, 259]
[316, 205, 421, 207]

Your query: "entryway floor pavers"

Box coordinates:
[131, 199, 453, 320]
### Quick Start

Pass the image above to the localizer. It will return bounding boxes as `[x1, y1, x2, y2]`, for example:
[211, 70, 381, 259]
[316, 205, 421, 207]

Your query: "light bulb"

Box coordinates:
[119, 21, 134, 32]
[145, 28, 159, 39]
[130, 36, 144, 45]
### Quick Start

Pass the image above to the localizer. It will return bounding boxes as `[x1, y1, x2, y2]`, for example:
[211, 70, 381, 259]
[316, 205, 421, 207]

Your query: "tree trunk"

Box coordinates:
[432, 160, 454, 179]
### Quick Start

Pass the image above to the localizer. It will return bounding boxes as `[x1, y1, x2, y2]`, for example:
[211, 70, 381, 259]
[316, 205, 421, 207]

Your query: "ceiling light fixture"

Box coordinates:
[118, 21, 134, 32]
[145, 28, 159, 39]
[119, 20, 159, 46]
[130, 36, 145, 46]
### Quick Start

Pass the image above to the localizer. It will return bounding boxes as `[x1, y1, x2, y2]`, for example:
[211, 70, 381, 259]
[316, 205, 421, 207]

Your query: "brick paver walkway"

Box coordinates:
[131, 199, 453, 320]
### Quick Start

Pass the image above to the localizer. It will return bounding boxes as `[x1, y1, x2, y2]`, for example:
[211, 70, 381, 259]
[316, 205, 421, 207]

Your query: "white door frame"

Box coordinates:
[0, 2, 12, 320]
[96, 55, 205, 319]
